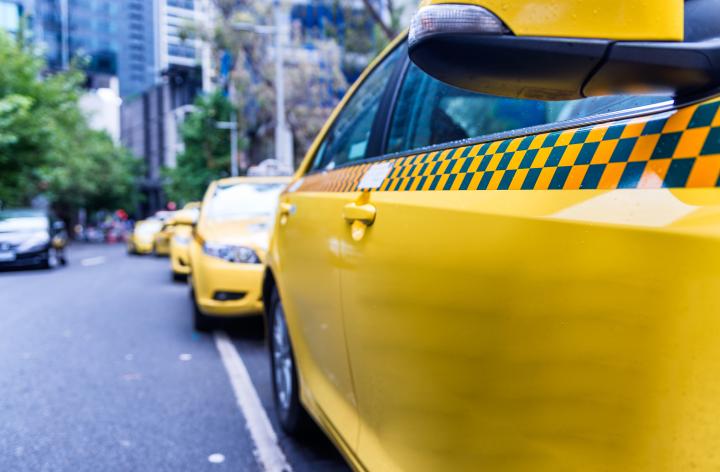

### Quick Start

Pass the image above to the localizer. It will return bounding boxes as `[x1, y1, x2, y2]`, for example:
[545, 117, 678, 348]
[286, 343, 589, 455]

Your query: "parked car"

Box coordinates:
[153, 221, 175, 257]
[0, 209, 68, 269]
[262, 1, 720, 470]
[169, 205, 200, 281]
[188, 177, 289, 331]
[126, 219, 162, 255]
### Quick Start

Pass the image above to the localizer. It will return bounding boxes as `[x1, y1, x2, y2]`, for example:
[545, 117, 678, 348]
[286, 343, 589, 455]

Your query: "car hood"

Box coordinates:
[198, 217, 272, 252]
[0, 231, 40, 246]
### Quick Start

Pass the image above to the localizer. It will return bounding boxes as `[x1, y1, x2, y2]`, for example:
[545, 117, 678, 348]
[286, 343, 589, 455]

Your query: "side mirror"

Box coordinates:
[408, 1, 720, 100]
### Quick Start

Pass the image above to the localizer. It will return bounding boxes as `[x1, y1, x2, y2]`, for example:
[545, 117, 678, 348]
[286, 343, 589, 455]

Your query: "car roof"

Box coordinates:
[0, 209, 47, 219]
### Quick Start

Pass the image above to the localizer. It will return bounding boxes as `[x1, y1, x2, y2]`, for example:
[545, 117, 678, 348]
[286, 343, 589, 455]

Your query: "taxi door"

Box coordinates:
[335, 51, 720, 471]
[273, 46, 404, 451]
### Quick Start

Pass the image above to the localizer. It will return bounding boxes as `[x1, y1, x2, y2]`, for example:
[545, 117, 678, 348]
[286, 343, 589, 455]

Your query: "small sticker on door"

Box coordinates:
[358, 162, 393, 190]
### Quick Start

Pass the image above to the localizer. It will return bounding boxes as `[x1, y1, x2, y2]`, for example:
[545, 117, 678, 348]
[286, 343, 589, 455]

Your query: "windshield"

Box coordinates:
[205, 183, 285, 222]
[136, 220, 162, 235]
[0, 211, 48, 233]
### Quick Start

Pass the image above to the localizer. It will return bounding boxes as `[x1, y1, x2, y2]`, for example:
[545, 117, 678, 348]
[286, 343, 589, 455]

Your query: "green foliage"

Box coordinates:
[0, 31, 141, 214]
[163, 91, 239, 204]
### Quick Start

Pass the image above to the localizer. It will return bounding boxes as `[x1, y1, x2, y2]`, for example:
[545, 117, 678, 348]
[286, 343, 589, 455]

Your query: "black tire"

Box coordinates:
[268, 287, 311, 434]
[191, 288, 213, 332]
[172, 271, 186, 282]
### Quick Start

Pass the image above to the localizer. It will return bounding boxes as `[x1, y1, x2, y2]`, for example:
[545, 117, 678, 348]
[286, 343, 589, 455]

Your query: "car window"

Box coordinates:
[387, 61, 673, 155]
[311, 47, 403, 171]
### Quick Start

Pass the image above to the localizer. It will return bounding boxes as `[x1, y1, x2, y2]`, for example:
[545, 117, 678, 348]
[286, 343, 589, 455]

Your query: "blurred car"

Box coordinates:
[0, 209, 68, 269]
[188, 177, 289, 331]
[126, 219, 162, 255]
[261, 1, 720, 470]
[169, 205, 200, 281]
[152, 218, 176, 257]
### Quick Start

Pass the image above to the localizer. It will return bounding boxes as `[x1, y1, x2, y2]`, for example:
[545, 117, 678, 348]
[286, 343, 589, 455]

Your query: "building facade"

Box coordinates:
[32, 0, 155, 97]
[120, 0, 215, 215]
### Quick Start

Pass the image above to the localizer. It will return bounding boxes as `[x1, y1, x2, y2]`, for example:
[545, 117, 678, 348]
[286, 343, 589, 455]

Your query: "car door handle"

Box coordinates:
[343, 203, 376, 225]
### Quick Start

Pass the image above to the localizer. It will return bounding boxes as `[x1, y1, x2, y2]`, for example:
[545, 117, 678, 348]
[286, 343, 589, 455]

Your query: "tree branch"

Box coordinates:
[361, 0, 394, 40]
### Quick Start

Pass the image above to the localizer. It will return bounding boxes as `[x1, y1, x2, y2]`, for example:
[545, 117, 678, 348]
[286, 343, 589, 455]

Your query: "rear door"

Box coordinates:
[335, 52, 720, 471]
[273, 45, 404, 450]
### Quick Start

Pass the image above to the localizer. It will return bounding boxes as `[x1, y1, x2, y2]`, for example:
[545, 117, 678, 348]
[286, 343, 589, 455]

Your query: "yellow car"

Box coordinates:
[188, 177, 289, 331]
[127, 219, 162, 255]
[152, 218, 176, 257]
[169, 205, 200, 281]
[262, 1, 720, 470]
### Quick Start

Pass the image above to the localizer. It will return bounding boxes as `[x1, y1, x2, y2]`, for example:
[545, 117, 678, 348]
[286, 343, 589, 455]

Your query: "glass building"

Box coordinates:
[35, 0, 155, 97]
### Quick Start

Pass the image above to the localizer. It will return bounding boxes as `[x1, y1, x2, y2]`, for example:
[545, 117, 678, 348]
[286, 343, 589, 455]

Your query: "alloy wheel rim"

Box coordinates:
[273, 304, 293, 412]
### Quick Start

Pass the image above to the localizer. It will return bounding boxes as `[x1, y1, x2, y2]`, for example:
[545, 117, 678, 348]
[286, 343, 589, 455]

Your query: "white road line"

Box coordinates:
[214, 331, 292, 472]
[80, 256, 106, 267]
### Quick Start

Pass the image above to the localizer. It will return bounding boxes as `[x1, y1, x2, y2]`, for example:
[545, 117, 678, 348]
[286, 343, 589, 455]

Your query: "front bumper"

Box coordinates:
[155, 237, 170, 256]
[0, 247, 49, 268]
[192, 251, 264, 317]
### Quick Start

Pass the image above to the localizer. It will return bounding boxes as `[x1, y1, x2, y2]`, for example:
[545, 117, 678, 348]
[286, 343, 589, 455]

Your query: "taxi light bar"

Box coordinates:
[409, 4, 510, 47]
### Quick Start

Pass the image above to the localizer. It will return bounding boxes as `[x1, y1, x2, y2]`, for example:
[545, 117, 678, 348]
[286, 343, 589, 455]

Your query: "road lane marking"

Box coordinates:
[214, 331, 292, 472]
[208, 453, 226, 464]
[80, 256, 106, 267]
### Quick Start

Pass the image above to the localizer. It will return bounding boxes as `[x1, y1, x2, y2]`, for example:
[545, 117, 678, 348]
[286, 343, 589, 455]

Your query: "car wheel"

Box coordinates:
[172, 271, 186, 282]
[268, 287, 311, 434]
[41, 248, 59, 270]
[191, 287, 213, 332]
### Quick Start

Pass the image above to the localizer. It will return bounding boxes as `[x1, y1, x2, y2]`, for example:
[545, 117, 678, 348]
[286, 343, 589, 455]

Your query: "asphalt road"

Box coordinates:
[0, 243, 349, 472]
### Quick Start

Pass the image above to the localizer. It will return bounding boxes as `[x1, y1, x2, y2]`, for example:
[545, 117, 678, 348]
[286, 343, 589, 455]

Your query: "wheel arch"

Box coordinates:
[262, 267, 277, 324]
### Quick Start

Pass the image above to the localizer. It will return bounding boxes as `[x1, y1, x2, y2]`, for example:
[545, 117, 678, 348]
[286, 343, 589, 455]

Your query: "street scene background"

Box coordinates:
[0, 0, 414, 470]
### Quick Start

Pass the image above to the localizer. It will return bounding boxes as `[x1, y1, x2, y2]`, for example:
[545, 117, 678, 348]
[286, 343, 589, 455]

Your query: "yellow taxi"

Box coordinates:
[126, 218, 162, 255]
[169, 205, 200, 281]
[262, 1, 720, 470]
[152, 216, 176, 257]
[188, 177, 289, 331]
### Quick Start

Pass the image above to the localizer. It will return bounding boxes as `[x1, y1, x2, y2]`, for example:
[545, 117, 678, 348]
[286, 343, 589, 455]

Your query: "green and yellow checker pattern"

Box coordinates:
[297, 97, 720, 193]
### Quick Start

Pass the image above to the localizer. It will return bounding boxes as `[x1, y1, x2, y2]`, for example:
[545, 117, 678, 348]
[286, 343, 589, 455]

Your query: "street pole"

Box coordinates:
[59, 0, 69, 69]
[273, 0, 292, 169]
[228, 83, 239, 177]
[233, 5, 294, 171]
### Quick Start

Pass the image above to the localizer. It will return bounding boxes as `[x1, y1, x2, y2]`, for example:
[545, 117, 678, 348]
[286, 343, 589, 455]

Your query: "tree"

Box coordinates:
[195, 1, 347, 166]
[163, 92, 236, 204]
[0, 31, 142, 218]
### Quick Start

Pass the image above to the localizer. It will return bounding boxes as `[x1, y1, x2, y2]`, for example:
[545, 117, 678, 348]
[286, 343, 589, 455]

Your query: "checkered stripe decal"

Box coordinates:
[297, 98, 720, 192]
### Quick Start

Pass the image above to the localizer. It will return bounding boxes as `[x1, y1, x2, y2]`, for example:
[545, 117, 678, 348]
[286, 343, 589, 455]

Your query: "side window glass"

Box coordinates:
[387, 62, 673, 155]
[311, 47, 402, 171]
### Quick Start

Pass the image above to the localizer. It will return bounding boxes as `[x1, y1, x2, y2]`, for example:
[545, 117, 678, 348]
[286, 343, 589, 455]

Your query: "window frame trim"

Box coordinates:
[307, 43, 406, 173]
[303, 40, 720, 176]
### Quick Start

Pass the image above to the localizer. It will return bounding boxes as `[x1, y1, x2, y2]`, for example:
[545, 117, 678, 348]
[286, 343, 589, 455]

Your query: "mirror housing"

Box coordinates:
[408, 2, 720, 100]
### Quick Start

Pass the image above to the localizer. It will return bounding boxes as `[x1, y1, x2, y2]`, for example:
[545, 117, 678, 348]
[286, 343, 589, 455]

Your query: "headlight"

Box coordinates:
[173, 235, 191, 246]
[203, 242, 260, 264]
[17, 232, 50, 253]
